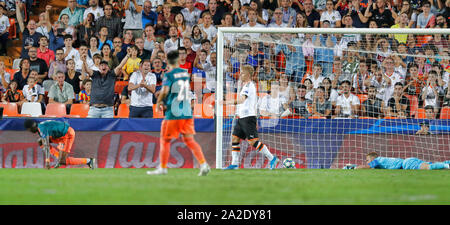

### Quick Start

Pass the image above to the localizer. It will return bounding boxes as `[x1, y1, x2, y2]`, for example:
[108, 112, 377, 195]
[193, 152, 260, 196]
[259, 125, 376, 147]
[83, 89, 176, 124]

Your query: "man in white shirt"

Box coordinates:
[199, 12, 217, 49]
[164, 26, 183, 54]
[334, 80, 360, 118]
[258, 81, 286, 117]
[268, 8, 288, 28]
[239, 9, 265, 39]
[304, 63, 325, 89]
[181, 0, 202, 27]
[83, 0, 104, 21]
[75, 43, 94, 72]
[223, 65, 279, 170]
[128, 59, 157, 118]
[62, 35, 80, 62]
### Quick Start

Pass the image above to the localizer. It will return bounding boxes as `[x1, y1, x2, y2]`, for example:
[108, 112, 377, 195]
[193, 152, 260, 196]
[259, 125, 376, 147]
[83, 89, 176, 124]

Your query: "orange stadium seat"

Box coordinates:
[440, 107, 450, 119]
[0, 103, 19, 117]
[193, 103, 203, 118]
[116, 104, 130, 118]
[415, 108, 426, 119]
[41, 103, 66, 117]
[67, 103, 90, 118]
[308, 116, 326, 119]
[153, 104, 164, 118]
[114, 81, 128, 94]
[8, 18, 16, 39]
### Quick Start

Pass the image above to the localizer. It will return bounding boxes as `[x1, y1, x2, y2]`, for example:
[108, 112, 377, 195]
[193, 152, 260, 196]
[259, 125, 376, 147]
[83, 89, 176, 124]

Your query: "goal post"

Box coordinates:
[215, 27, 450, 169]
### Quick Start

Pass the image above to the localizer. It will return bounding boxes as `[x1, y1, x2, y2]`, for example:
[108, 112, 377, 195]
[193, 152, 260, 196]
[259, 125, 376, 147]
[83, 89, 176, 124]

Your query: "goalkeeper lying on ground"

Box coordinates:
[343, 152, 450, 170]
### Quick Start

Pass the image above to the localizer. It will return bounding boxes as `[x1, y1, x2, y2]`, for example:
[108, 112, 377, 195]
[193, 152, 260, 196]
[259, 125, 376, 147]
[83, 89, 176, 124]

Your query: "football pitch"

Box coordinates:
[0, 168, 449, 205]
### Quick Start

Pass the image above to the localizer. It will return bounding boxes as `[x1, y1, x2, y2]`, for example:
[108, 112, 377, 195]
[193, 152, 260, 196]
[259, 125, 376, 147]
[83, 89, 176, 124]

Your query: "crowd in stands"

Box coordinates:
[0, 0, 449, 119]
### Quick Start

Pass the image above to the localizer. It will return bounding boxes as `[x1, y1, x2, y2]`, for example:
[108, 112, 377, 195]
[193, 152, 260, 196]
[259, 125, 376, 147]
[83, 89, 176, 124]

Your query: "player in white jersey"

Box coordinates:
[223, 65, 279, 170]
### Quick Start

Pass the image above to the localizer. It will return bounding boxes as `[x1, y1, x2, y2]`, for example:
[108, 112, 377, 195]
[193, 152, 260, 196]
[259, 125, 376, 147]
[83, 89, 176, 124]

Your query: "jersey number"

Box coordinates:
[176, 80, 190, 101]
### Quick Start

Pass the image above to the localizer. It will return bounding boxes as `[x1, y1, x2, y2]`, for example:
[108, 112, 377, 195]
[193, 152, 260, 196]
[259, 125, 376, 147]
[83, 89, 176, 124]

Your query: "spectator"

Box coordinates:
[429, 29, 450, 50]
[342, 43, 359, 80]
[123, 0, 143, 39]
[201, 0, 226, 26]
[178, 47, 193, 74]
[164, 26, 183, 54]
[248, 0, 269, 26]
[112, 37, 126, 62]
[95, 4, 122, 40]
[198, 12, 217, 48]
[181, 0, 201, 27]
[0, 5, 9, 56]
[275, 0, 297, 27]
[91, 53, 102, 71]
[190, 24, 206, 51]
[435, 13, 447, 28]
[183, 37, 196, 64]
[120, 84, 131, 105]
[155, 3, 175, 37]
[386, 82, 410, 117]
[353, 58, 371, 94]
[16, 4, 42, 59]
[313, 22, 336, 78]
[76, 42, 94, 72]
[59, 0, 85, 26]
[128, 59, 156, 118]
[83, 0, 103, 21]
[416, 1, 435, 28]
[56, 13, 76, 36]
[88, 36, 100, 58]
[135, 37, 151, 61]
[37, 36, 55, 67]
[349, 0, 368, 28]
[142, 1, 158, 28]
[2, 0, 25, 18]
[311, 86, 332, 118]
[97, 26, 113, 50]
[14, 58, 31, 90]
[65, 58, 84, 95]
[365, 0, 395, 27]
[395, 0, 417, 28]
[78, 78, 92, 104]
[229, 0, 244, 27]
[421, 70, 443, 113]
[151, 57, 166, 100]
[240, 9, 265, 39]
[143, 24, 157, 53]
[121, 45, 141, 80]
[390, 12, 410, 44]
[0, 61, 10, 92]
[321, 77, 339, 104]
[81, 51, 129, 118]
[374, 37, 392, 65]
[268, 8, 288, 27]
[320, 0, 342, 28]
[101, 43, 119, 70]
[282, 84, 312, 118]
[62, 34, 79, 62]
[425, 105, 436, 119]
[303, 0, 320, 27]
[1, 80, 24, 106]
[47, 71, 75, 114]
[48, 48, 67, 82]
[303, 78, 315, 100]
[304, 63, 325, 89]
[275, 34, 305, 83]
[362, 85, 384, 118]
[28, 46, 49, 84]
[21, 76, 45, 112]
[259, 81, 287, 117]
[334, 80, 360, 118]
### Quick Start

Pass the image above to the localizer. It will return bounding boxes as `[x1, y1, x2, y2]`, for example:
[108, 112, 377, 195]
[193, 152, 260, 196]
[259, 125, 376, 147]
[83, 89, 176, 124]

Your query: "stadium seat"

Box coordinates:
[383, 116, 398, 119]
[21, 102, 43, 117]
[8, 18, 16, 39]
[356, 94, 368, 104]
[0, 103, 19, 117]
[202, 93, 215, 118]
[153, 104, 164, 118]
[440, 107, 450, 119]
[114, 81, 128, 94]
[415, 108, 426, 119]
[359, 117, 376, 119]
[68, 103, 90, 118]
[5, 68, 17, 77]
[41, 103, 66, 117]
[282, 115, 304, 119]
[116, 104, 130, 118]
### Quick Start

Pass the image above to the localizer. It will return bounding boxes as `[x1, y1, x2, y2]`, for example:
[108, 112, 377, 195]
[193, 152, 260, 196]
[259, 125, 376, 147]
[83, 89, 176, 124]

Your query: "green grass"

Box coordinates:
[0, 168, 449, 205]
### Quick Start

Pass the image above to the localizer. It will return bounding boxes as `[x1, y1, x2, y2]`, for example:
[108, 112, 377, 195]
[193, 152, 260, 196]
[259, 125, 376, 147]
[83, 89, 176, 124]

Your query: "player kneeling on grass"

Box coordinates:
[24, 119, 95, 169]
[343, 152, 450, 170]
[146, 50, 210, 176]
[223, 65, 279, 170]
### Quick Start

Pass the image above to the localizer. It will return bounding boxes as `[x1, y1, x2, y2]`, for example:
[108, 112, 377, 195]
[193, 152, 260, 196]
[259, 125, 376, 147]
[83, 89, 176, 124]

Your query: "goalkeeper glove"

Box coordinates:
[37, 138, 44, 147]
[343, 164, 356, 169]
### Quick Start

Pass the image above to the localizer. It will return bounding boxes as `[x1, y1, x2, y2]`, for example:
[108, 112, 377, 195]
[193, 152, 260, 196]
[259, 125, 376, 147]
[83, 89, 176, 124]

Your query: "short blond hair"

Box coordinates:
[240, 65, 254, 76]
[367, 152, 378, 158]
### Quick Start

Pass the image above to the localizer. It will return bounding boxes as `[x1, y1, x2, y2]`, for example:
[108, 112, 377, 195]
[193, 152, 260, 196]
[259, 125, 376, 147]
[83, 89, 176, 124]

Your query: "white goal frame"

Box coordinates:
[215, 27, 450, 169]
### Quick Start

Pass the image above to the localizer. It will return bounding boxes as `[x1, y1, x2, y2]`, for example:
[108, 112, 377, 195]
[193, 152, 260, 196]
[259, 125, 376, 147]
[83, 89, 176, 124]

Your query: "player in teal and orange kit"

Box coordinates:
[146, 50, 210, 176]
[24, 119, 95, 169]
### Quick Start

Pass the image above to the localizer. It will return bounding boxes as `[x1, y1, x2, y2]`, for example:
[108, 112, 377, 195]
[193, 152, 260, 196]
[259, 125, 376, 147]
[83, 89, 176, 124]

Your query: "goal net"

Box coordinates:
[215, 27, 450, 169]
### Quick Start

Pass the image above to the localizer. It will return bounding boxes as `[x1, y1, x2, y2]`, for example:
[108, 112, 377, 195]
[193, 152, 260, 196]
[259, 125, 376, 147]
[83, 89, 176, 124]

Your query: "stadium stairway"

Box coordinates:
[9, 0, 65, 59]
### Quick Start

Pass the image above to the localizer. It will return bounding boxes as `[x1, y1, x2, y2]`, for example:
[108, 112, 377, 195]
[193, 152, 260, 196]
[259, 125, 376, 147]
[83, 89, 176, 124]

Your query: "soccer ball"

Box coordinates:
[283, 158, 296, 168]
